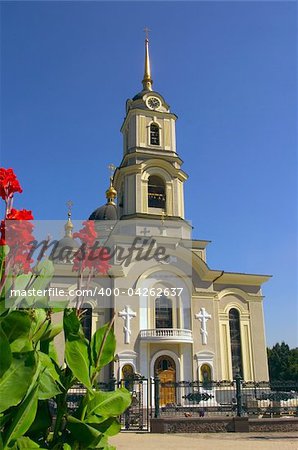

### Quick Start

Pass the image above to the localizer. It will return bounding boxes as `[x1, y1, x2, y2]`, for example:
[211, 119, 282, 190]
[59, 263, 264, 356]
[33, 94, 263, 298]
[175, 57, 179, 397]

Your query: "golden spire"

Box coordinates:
[106, 177, 117, 205]
[65, 200, 74, 238]
[106, 164, 117, 205]
[142, 27, 153, 91]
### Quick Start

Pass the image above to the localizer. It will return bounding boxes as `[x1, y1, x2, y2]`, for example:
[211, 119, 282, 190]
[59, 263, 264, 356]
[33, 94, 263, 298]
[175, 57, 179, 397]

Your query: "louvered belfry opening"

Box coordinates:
[150, 123, 160, 145]
[148, 175, 166, 209]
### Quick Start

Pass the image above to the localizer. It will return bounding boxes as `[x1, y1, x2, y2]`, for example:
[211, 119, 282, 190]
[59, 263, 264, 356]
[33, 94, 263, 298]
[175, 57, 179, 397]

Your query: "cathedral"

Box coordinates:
[53, 36, 270, 387]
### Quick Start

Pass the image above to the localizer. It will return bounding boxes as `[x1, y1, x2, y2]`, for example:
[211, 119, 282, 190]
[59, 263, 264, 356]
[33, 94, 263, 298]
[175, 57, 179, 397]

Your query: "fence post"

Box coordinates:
[235, 374, 243, 417]
[154, 376, 160, 418]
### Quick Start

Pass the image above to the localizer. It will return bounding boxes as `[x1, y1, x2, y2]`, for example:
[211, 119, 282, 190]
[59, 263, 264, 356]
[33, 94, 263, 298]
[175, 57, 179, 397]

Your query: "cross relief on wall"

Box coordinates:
[195, 307, 212, 345]
[118, 305, 137, 344]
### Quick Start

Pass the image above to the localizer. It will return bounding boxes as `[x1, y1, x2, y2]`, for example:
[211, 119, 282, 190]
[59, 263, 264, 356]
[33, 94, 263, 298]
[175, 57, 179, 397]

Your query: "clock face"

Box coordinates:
[146, 96, 161, 110]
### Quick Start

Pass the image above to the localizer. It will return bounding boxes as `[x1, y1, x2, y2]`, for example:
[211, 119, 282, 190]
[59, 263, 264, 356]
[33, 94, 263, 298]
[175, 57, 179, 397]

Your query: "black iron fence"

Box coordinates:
[153, 377, 298, 419]
[65, 377, 151, 431]
[50, 378, 298, 432]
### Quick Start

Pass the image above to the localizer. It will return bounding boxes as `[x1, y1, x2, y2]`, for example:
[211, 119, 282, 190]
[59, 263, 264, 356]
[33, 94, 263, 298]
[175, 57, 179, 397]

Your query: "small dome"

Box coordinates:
[50, 234, 79, 263]
[89, 177, 118, 221]
[56, 236, 79, 250]
[132, 89, 150, 101]
[89, 203, 118, 221]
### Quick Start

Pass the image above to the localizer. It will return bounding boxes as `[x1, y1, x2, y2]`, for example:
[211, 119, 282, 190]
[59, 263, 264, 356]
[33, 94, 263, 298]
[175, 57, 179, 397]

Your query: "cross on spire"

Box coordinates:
[144, 26, 151, 41]
[66, 200, 73, 218]
[142, 27, 153, 91]
[108, 163, 116, 178]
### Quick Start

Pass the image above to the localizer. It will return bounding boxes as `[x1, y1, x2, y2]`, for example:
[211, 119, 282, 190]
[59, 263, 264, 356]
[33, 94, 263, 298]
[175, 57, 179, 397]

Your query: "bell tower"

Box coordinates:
[114, 35, 188, 220]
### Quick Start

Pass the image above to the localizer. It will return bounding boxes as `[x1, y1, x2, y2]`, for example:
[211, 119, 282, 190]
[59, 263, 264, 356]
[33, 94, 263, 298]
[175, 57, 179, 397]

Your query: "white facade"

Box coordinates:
[53, 40, 270, 388]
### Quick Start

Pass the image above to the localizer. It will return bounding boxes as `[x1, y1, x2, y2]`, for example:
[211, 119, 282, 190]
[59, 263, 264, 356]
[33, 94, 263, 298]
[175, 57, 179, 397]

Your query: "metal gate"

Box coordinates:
[119, 377, 150, 431]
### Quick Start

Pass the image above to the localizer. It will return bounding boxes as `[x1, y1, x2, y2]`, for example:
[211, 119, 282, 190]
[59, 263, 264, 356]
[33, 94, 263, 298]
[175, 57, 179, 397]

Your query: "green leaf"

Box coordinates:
[14, 436, 40, 448]
[40, 323, 63, 342]
[0, 351, 37, 413]
[64, 309, 92, 389]
[0, 310, 33, 352]
[27, 259, 54, 306]
[0, 245, 9, 258]
[47, 340, 59, 365]
[27, 400, 52, 437]
[3, 273, 32, 306]
[37, 352, 62, 400]
[98, 444, 116, 450]
[63, 309, 82, 337]
[10, 273, 32, 291]
[10, 338, 33, 353]
[65, 337, 92, 390]
[88, 435, 115, 450]
[86, 388, 131, 418]
[3, 384, 39, 448]
[38, 368, 62, 400]
[35, 259, 54, 277]
[0, 325, 12, 377]
[38, 352, 61, 383]
[86, 417, 121, 437]
[0, 410, 12, 429]
[66, 415, 101, 447]
[63, 445, 72, 450]
[1, 311, 31, 343]
[30, 309, 49, 343]
[91, 324, 116, 371]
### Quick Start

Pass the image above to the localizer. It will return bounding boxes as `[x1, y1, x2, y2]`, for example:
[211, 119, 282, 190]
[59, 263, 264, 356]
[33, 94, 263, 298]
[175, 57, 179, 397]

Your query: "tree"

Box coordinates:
[267, 342, 298, 382]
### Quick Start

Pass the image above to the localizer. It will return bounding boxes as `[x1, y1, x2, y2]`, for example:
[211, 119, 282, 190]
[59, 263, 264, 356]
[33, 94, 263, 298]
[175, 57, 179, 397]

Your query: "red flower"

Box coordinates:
[73, 221, 110, 275]
[73, 220, 97, 246]
[7, 208, 33, 221]
[0, 168, 22, 201]
[1, 208, 35, 273]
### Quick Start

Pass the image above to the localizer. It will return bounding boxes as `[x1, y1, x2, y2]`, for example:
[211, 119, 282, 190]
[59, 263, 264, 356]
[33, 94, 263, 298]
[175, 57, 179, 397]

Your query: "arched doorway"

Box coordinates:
[154, 355, 176, 406]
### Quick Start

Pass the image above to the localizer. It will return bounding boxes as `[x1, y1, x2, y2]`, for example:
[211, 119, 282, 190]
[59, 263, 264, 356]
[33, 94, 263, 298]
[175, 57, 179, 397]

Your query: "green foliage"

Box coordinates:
[91, 324, 116, 371]
[267, 342, 298, 382]
[0, 267, 131, 449]
[0, 325, 12, 377]
[64, 310, 93, 391]
[0, 352, 38, 413]
[86, 389, 131, 418]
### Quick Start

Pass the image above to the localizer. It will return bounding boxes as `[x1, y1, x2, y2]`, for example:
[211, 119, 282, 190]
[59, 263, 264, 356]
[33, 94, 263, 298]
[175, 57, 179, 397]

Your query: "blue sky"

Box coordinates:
[1, 1, 297, 347]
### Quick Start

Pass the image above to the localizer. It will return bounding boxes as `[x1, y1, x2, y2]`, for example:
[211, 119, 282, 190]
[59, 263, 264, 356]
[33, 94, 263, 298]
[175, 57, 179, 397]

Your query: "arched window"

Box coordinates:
[155, 296, 173, 328]
[201, 364, 212, 390]
[122, 364, 134, 379]
[122, 364, 135, 390]
[148, 175, 166, 209]
[229, 308, 243, 379]
[154, 355, 176, 374]
[150, 123, 160, 145]
[80, 303, 92, 341]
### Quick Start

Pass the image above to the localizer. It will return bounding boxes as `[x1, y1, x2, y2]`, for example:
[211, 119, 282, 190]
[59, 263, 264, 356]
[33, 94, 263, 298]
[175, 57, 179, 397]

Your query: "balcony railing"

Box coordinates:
[140, 328, 193, 342]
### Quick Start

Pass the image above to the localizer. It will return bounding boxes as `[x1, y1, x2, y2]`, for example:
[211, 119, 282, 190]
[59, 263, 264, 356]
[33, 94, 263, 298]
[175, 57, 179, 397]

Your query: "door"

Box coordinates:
[154, 355, 176, 406]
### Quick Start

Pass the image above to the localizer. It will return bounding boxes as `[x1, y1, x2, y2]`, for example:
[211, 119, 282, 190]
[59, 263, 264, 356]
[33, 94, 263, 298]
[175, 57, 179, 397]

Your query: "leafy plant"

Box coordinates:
[0, 168, 131, 449]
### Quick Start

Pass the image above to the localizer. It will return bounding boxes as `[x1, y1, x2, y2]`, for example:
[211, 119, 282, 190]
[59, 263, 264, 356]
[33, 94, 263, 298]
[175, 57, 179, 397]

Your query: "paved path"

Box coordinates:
[110, 432, 298, 450]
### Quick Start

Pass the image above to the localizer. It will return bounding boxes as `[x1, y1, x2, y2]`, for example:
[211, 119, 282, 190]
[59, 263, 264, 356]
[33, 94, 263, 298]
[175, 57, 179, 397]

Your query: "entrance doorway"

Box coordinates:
[154, 355, 176, 406]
